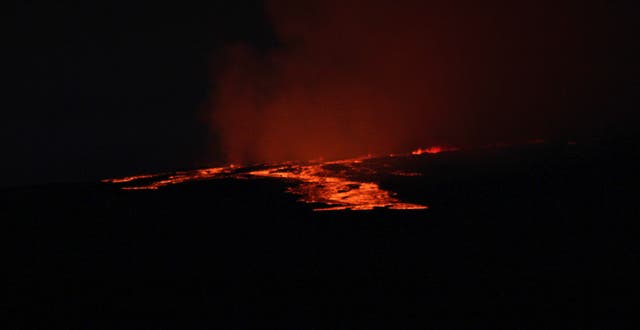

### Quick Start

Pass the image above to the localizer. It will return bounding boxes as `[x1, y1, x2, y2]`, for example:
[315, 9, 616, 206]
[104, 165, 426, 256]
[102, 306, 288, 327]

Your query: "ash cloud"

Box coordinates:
[211, 0, 625, 164]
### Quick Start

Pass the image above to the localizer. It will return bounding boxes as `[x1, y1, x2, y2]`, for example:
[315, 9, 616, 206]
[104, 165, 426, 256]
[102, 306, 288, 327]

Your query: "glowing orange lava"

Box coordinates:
[411, 145, 458, 155]
[102, 147, 460, 211]
[101, 174, 162, 184]
[249, 159, 427, 211]
[103, 168, 229, 190]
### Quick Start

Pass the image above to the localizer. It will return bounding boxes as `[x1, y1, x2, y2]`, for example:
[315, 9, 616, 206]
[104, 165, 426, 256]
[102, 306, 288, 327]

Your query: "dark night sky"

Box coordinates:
[4, 0, 639, 187]
[5, 1, 277, 187]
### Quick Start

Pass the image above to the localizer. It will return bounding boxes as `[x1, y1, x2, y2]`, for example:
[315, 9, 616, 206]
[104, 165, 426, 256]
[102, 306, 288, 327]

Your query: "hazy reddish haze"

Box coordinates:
[212, 0, 611, 164]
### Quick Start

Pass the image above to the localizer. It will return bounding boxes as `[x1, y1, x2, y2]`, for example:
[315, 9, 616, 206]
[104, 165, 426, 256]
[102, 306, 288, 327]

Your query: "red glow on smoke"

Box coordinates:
[209, 1, 602, 165]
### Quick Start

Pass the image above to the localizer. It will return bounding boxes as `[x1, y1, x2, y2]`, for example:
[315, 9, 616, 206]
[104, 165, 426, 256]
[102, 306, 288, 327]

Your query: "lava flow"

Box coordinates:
[101, 148, 450, 211]
[102, 168, 229, 190]
[411, 145, 458, 155]
[248, 158, 427, 211]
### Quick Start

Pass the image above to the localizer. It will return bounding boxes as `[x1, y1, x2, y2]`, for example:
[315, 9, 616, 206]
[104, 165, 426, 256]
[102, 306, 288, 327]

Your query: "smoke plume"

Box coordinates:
[212, 0, 614, 164]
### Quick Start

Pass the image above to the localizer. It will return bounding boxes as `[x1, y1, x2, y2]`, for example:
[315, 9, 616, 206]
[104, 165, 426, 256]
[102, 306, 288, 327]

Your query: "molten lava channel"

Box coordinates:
[101, 148, 453, 211]
[248, 159, 427, 211]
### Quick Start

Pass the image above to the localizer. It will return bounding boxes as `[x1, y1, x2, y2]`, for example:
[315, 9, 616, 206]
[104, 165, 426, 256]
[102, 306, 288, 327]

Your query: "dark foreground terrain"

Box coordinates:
[4, 139, 639, 329]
